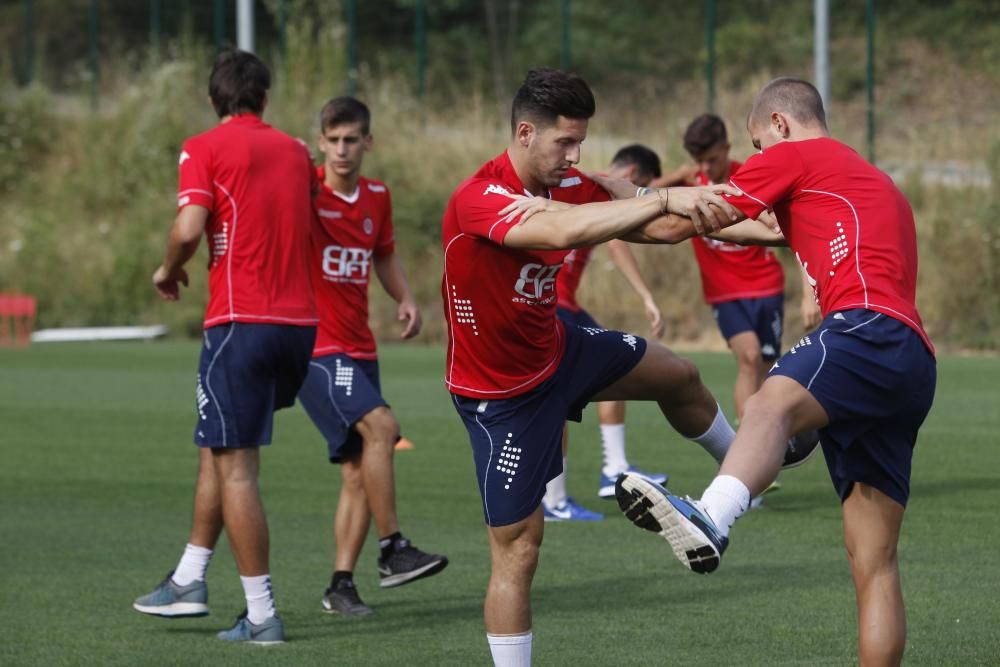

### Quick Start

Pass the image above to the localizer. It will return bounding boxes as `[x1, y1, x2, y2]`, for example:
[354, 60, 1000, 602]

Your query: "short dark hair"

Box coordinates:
[319, 96, 372, 135]
[208, 49, 270, 118]
[683, 114, 728, 156]
[510, 67, 596, 134]
[749, 77, 828, 129]
[610, 144, 662, 180]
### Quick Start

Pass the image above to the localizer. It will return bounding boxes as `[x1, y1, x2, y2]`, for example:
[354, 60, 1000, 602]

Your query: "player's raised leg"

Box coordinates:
[843, 483, 906, 667]
[593, 342, 734, 460]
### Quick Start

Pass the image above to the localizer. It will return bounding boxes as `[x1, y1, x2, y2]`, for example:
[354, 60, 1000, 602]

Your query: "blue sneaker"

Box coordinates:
[217, 610, 285, 645]
[614, 473, 728, 574]
[133, 571, 208, 617]
[598, 467, 669, 499]
[543, 497, 604, 522]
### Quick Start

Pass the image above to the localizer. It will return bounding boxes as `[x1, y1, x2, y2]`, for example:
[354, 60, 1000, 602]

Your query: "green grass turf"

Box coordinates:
[1, 342, 998, 666]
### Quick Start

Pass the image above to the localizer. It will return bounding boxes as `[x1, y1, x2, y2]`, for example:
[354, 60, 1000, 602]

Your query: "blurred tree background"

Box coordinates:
[0, 0, 997, 349]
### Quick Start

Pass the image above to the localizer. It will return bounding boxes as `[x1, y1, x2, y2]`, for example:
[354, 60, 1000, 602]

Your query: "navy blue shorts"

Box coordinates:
[452, 323, 647, 526]
[556, 305, 602, 330]
[298, 354, 390, 463]
[770, 309, 936, 507]
[712, 295, 785, 360]
[194, 323, 316, 448]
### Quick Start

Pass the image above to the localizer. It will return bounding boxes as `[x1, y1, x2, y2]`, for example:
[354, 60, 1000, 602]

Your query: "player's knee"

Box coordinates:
[358, 407, 399, 446]
[734, 344, 763, 369]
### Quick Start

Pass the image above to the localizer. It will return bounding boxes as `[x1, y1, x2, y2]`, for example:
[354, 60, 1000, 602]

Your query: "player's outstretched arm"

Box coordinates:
[590, 173, 746, 245]
[707, 218, 787, 246]
[606, 239, 664, 338]
[152, 205, 208, 301]
[374, 252, 422, 339]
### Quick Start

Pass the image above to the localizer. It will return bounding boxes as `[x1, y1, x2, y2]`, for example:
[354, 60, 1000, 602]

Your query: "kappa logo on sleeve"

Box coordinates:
[179, 150, 191, 165]
[483, 184, 512, 197]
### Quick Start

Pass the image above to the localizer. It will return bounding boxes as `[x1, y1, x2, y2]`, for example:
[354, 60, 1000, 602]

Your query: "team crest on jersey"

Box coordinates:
[363, 217, 374, 235]
[483, 184, 512, 197]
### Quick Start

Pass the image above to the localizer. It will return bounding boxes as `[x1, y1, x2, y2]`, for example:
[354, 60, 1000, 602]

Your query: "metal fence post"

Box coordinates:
[560, 0, 571, 71]
[346, 0, 358, 95]
[706, 0, 716, 112]
[866, 0, 876, 163]
[415, 0, 426, 97]
[89, 0, 99, 111]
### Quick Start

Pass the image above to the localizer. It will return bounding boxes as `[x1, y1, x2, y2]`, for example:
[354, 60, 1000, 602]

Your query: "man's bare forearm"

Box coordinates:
[503, 194, 664, 250]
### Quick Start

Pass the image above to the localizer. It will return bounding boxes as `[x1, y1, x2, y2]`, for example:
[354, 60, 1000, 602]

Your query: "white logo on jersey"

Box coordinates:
[179, 150, 190, 165]
[323, 245, 373, 279]
[513, 263, 560, 300]
[483, 184, 512, 197]
[317, 209, 343, 219]
[363, 217, 374, 235]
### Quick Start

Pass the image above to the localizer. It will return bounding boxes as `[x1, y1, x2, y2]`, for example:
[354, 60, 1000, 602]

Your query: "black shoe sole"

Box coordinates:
[379, 557, 449, 589]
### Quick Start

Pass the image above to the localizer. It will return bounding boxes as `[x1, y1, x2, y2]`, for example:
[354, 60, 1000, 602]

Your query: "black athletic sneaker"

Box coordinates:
[322, 579, 373, 616]
[782, 429, 820, 469]
[377, 539, 448, 588]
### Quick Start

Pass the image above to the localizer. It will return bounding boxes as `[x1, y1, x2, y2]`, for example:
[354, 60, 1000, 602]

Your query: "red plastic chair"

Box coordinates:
[0, 293, 36, 346]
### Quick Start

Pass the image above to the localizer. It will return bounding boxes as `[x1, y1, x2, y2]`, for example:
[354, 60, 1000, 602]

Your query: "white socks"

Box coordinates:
[241, 574, 276, 624]
[600, 423, 629, 477]
[488, 632, 533, 667]
[543, 458, 568, 509]
[171, 543, 213, 586]
[690, 404, 736, 464]
[700, 475, 751, 538]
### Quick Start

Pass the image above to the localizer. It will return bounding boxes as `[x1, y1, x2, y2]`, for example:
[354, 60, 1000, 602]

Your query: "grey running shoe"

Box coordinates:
[216, 610, 285, 645]
[377, 539, 448, 588]
[615, 473, 728, 574]
[322, 579, 373, 616]
[133, 571, 208, 617]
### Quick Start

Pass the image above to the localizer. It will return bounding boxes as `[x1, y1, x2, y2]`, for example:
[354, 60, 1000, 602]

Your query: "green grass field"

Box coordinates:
[1, 342, 998, 666]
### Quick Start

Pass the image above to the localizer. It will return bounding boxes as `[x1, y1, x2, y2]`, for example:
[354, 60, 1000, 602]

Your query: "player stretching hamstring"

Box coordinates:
[133, 50, 317, 644]
[298, 96, 448, 616]
[542, 144, 669, 521]
[441, 67, 796, 667]
[603, 78, 936, 667]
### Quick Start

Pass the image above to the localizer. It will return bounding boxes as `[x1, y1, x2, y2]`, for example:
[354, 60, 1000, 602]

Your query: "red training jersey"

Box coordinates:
[691, 160, 785, 304]
[442, 151, 610, 399]
[555, 246, 595, 312]
[177, 114, 318, 328]
[726, 138, 933, 353]
[310, 170, 395, 359]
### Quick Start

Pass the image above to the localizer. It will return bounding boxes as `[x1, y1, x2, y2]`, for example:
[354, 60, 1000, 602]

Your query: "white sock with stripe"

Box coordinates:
[241, 574, 276, 624]
[600, 423, 629, 477]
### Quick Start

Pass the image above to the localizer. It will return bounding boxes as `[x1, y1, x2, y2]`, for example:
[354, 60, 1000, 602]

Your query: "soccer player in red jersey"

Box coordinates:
[133, 50, 318, 644]
[297, 97, 447, 616]
[597, 78, 935, 667]
[443, 68, 747, 666]
[656, 114, 821, 421]
[543, 145, 668, 520]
